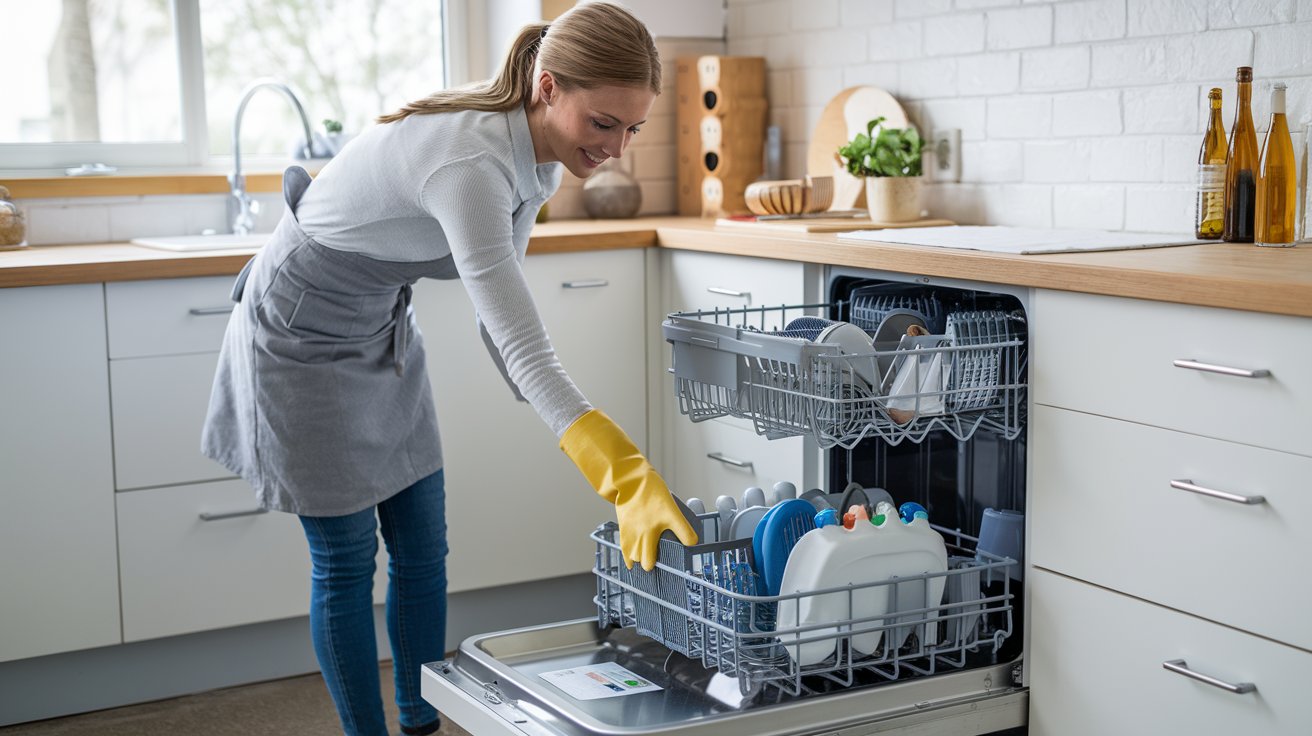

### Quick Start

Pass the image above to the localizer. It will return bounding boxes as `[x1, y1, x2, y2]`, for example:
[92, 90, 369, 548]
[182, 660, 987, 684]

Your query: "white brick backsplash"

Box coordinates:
[632, 145, 677, 180]
[547, 185, 585, 221]
[726, 37, 768, 57]
[107, 200, 190, 242]
[1124, 184, 1195, 232]
[868, 21, 922, 61]
[744, 0, 792, 35]
[26, 204, 110, 245]
[1020, 46, 1091, 91]
[986, 6, 1054, 50]
[1254, 23, 1312, 76]
[1052, 90, 1122, 136]
[957, 52, 1021, 95]
[1055, 0, 1127, 44]
[959, 0, 1019, 8]
[1091, 39, 1169, 87]
[843, 62, 900, 91]
[1128, 0, 1207, 37]
[1302, 0, 1312, 20]
[1208, 0, 1296, 28]
[793, 66, 849, 106]
[796, 28, 869, 67]
[792, 0, 840, 30]
[899, 57, 959, 99]
[637, 113, 675, 147]
[1024, 139, 1093, 182]
[986, 95, 1053, 139]
[1164, 30, 1254, 82]
[638, 179, 676, 216]
[923, 14, 986, 56]
[1053, 184, 1125, 229]
[1089, 136, 1163, 181]
[895, 0, 951, 19]
[982, 184, 1053, 227]
[1123, 84, 1200, 133]
[962, 140, 1024, 182]
[921, 98, 989, 141]
[1162, 134, 1203, 183]
[840, 0, 895, 26]
[183, 195, 232, 236]
[924, 183, 987, 224]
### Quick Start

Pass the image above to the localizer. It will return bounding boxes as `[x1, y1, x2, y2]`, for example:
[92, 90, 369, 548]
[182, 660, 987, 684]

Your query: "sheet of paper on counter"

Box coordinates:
[836, 225, 1211, 255]
[538, 664, 663, 700]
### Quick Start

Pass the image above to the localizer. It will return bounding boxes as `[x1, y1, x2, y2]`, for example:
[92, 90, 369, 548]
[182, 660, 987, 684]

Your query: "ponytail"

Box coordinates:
[376, 23, 547, 123]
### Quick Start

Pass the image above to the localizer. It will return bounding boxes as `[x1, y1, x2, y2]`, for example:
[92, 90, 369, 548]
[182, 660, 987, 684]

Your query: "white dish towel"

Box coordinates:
[836, 225, 1210, 255]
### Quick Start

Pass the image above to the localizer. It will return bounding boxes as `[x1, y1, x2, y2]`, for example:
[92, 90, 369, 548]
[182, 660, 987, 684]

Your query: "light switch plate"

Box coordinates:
[930, 128, 962, 183]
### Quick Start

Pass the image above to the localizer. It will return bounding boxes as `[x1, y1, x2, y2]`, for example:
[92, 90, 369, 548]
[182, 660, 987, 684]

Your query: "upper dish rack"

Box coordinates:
[662, 298, 1027, 449]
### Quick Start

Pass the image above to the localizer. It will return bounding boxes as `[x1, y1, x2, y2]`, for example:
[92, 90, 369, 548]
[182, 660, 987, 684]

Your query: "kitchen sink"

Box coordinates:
[130, 233, 268, 251]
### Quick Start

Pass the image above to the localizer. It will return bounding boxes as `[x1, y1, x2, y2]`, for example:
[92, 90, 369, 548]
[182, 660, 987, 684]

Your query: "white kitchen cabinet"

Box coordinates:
[659, 249, 808, 506]
[1030, 568, 1311, 735]
[414, 248, 647, 592]
[1028, 289, 1312, 733]
[0, 284, 120, 663]
[116, 479, 313, 642]
[105, 276, 236, 359]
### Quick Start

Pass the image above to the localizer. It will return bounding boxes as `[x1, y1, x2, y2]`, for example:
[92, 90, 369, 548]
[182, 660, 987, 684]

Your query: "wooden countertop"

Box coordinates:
[3, 216, 1309, 317]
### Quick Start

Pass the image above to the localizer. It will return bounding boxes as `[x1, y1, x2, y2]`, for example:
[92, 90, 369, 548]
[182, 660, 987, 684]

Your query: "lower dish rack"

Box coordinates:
[663, 301, 1027, 449]
[591, 522, 1018, 697]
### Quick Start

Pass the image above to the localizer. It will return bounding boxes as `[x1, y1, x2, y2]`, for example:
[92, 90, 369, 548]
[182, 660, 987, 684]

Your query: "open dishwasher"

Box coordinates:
[422, 267, 1030, 736]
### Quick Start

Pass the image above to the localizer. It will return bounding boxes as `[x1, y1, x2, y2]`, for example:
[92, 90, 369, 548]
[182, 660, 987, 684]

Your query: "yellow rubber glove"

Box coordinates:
[560, 409, 699, 571]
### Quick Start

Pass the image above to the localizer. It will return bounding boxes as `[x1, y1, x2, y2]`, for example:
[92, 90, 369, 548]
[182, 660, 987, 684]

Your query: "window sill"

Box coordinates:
[1, 163, 323, 200]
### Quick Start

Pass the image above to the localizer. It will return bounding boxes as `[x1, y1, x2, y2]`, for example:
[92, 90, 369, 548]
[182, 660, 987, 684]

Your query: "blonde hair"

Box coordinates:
[377, 2, 660, 124]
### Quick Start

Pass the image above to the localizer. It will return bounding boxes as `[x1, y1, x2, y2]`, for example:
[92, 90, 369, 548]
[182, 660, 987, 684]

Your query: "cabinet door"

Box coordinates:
[117, 480, 312, 641]
[0, 284, 120, 662]
[1030, 568, 1311, 736]
[414, 249, 646, 592]
[671, 417, 805, 508]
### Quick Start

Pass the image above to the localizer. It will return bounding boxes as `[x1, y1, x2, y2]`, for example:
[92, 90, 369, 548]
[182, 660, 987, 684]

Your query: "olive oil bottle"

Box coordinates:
[1223, 67, 1259, 242]
[1195, 88, 1228, 239]
[1255, 82, 1297, 247]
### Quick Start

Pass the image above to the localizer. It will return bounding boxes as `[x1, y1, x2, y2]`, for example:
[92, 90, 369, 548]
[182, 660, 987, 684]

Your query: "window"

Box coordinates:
[1, 0, 455, 171]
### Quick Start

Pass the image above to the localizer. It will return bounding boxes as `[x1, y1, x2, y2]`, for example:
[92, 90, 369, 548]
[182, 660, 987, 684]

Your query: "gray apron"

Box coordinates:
[202, 167, 454, 517]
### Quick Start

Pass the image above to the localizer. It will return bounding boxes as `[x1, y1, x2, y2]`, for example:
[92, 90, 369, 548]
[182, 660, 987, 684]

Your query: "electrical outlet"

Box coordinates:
[930, 128, 962, 183]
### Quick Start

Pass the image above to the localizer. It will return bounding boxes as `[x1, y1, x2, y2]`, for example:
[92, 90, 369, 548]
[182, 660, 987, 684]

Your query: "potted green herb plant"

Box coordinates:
[837, 116, 925, 223]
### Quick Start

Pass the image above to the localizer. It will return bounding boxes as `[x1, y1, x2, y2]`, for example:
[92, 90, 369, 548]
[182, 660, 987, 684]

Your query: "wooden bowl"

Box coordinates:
[744, 176, 834, 216]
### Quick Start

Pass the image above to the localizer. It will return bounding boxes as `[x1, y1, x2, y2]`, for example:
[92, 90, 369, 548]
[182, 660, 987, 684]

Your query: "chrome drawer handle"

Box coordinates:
[1172, 358, 1270, 379]
[1170, 479, 1266, 505]
[707, 287, 750, 299]
[1163, 659, 1256, 694]
[199, 508, 268, 522]
[562, 279, 608, 289]
[707, 452, 753, 469]
[189, 306, 235, 316]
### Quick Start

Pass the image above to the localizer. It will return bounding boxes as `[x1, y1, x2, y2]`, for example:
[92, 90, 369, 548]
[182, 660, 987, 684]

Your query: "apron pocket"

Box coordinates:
[287, 288, 399, 340]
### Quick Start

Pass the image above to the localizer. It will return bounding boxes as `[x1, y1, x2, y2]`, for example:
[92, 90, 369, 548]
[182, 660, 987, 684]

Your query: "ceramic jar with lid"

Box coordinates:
[0, 185, 26, 249]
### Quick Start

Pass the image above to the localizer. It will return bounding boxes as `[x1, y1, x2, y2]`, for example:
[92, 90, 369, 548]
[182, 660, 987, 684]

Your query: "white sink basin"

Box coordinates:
[131, 233, 268, 252]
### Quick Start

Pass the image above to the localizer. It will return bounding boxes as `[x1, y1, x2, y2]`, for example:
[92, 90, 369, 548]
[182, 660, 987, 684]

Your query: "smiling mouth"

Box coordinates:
[582, 150, 606, 166]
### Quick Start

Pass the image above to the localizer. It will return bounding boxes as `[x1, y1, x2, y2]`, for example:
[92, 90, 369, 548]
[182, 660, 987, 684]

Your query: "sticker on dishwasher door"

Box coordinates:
[538, 664, 662, 700]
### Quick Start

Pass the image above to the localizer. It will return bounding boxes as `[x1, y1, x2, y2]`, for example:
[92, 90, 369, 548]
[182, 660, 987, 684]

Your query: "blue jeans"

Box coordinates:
[299, 469, 447, 736]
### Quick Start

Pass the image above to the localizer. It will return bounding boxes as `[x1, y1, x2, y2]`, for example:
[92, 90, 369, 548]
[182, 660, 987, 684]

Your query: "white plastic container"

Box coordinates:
[777, 506, 948, 666]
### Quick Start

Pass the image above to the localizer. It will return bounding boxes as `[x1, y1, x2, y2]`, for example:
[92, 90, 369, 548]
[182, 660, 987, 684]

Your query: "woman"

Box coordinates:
[201, 4, 697, 735]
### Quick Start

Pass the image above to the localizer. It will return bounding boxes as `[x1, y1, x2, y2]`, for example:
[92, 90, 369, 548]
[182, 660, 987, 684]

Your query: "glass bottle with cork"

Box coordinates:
[1223, 66, 1258, 243]
[1195, 88, 1228, 239]
[1255, 81, 1297, 247]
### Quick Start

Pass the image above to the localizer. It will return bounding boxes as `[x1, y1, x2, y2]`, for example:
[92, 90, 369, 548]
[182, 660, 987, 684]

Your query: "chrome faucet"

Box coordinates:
[228, 78, 315, 235]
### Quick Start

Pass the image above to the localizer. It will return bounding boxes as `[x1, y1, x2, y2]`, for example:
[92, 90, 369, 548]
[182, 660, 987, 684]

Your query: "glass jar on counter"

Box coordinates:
[0, 185, 26, 249]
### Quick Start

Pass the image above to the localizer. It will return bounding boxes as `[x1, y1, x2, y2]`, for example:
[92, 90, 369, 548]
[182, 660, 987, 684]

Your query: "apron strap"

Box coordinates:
[392, 283, 413, 376]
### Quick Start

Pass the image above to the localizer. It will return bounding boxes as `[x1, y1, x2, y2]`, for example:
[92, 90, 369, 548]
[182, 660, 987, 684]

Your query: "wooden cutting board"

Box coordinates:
[807, 86, 910, 211]
[716, 216, 954, 234]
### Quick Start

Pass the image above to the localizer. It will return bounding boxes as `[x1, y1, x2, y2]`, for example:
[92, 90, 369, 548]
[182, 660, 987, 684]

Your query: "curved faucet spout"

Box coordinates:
[228, 78, 316, 235]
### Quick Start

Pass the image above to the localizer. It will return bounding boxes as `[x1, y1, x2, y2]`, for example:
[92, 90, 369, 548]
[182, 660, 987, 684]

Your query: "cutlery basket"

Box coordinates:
[662, 301, 1026, 449]
[592, 521, 1018, 696]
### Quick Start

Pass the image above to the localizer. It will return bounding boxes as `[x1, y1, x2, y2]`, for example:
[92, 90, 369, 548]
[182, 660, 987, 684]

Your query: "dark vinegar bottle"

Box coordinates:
[1223, 66, 1258, 242]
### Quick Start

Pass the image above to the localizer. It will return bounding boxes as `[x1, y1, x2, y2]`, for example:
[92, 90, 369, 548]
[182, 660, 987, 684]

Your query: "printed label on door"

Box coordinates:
[538, 664, 662, 700]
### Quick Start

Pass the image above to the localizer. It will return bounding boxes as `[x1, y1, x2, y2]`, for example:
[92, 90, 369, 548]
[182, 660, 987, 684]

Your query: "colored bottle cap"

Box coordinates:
[898, 502, 928, 523]
[814, 508, 840, 528]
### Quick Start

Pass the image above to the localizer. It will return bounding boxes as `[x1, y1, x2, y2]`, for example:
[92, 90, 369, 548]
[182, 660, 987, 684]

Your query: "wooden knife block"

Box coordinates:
[676, 55, 767, 217]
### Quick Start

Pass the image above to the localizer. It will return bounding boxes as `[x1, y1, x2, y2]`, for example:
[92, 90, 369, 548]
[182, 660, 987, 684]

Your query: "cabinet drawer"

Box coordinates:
[106, 276, 238, 359]
[117, 480, 311, 642]
[1032, 290, 1312, 457]
[672, 416, 805, 509]
[1031, 405, 1312, 649]
[665, 250, 805, 313]
[110, 352, 234, 490]
[1029, 568, 1311, 736]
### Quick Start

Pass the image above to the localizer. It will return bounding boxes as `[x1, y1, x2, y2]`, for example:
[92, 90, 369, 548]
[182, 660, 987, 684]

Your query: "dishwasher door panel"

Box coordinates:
[422, 618, 1026, 736]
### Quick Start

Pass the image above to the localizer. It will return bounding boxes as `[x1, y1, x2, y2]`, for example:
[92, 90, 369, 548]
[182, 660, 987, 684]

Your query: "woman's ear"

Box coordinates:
[537, 70, 556, 107]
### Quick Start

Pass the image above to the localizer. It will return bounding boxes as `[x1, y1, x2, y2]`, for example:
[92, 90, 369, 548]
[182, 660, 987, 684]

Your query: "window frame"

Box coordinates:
[1, 0, 461, 174]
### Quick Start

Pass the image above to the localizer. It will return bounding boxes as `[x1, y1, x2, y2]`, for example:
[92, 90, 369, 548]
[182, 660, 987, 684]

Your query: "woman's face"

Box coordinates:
[537, 75, 656, 178]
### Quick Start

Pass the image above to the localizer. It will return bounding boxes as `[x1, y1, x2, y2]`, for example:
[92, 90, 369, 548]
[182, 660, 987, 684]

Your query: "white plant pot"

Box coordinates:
[865, 176, 924, 223]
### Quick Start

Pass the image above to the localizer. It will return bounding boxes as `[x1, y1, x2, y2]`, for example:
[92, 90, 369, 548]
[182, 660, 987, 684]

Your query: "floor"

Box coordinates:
[0, 662, 471, 736]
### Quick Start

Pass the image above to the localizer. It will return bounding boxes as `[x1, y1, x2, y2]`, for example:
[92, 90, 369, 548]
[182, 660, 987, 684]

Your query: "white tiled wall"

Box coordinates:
[725, 0, 1312, 232]
[19, 193, 285, 247]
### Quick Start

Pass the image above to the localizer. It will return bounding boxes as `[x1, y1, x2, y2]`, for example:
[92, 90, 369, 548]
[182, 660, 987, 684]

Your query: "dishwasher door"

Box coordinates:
[421, 618, 1026, 736]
